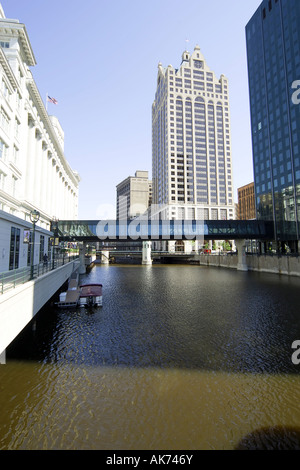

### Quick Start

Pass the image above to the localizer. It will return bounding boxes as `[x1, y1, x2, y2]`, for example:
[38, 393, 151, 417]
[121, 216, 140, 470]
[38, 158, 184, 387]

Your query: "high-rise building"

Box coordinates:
[0, 4, 80, 272]
[237, 182, 256, 220]
[116, 170, 152, 219]
[246, 0, 300, 249]
[152, 45, 235, 222]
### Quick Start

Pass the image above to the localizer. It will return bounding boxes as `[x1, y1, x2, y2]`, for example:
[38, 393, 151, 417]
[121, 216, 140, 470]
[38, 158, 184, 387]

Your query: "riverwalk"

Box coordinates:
[0, 257, 80, 363]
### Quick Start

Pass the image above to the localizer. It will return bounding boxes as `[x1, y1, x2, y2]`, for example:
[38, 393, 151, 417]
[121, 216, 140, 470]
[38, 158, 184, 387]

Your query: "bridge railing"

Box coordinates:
[0, 254, 79, 295]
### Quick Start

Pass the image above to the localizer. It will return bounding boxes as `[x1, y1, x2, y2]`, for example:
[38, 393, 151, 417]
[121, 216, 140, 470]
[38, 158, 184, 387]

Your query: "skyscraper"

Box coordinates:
[116, 171, 152, 220]
[152, 46, 234, 222]
[246, 0, 300, 250]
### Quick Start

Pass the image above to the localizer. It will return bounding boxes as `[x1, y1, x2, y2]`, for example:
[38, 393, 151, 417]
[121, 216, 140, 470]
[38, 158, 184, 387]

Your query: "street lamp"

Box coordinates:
[30, 210, 40, 280]
[51, 217, 59, 270]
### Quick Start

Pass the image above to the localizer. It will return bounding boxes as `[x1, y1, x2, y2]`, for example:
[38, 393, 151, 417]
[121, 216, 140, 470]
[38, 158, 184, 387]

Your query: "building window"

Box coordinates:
[0, 139, 7, 160]
[1, 107, 10, 133]
[40, 235, 45, 262]
[9, 227, 20, 270]
[1, 79, 10, 101]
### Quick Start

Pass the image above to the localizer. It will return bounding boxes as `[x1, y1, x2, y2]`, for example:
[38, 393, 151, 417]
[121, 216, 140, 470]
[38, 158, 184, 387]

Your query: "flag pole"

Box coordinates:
[46, 92, 48, 112]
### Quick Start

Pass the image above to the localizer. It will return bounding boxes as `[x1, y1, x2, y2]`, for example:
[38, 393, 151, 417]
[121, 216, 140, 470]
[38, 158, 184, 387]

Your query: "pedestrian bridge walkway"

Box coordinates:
[53, 219, 274, 242]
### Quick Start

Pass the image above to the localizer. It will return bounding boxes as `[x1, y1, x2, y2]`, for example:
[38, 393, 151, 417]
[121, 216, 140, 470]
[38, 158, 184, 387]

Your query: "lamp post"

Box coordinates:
[30, 210, 40, 280]
[51, 218, 59, 270]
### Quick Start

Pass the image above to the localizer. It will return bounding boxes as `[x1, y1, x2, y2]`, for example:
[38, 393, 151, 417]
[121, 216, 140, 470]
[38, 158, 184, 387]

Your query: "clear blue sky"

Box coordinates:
[2, 0, 261, 220]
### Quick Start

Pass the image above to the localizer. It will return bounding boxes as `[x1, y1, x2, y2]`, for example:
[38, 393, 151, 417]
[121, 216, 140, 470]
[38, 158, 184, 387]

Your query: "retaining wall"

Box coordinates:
[195, 254, 300, 277]
[0, 260, 79, 357]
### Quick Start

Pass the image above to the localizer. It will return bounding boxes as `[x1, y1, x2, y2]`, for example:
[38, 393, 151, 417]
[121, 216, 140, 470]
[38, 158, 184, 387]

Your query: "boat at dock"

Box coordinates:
[78, 284, 103, 307]
[56, 273, 102, 308]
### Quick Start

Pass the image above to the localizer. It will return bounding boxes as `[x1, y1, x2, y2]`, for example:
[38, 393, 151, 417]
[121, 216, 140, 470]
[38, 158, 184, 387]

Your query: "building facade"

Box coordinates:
[237, 182, 256, 220]
[246, 0, 300, 248]
[152, 45, 235, 222]
[0, 4, 80, 272]
[116, 170, 152, 220]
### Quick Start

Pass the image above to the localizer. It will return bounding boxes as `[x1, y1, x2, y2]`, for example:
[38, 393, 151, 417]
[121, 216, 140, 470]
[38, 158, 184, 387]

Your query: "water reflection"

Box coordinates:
[12, 265, 300, 374]
[1, 265, 300, 450]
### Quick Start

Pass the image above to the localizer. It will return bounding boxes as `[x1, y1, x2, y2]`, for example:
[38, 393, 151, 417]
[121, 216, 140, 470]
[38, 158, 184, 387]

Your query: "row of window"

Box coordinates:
[171, 79, 227, 94]
[9, 227, 51, 271]
[1, 106, 21, 140]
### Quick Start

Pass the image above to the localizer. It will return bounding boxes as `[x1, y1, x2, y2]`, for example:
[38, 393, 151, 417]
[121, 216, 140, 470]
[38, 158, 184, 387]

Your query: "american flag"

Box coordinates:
[47, 95, 58, 105]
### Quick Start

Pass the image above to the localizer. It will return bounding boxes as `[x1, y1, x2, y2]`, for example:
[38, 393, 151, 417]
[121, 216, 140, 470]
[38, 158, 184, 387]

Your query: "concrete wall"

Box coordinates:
[195, 253, 300, 277]
[246, 254, 300, 277]
[195, 254, 238, 270]
[0, 260, 79, 356]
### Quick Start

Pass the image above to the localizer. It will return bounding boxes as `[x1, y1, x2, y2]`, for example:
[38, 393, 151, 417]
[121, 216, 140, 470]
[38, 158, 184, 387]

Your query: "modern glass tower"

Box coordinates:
[246, 0, 300, 249]
[152, 46, 235, 222]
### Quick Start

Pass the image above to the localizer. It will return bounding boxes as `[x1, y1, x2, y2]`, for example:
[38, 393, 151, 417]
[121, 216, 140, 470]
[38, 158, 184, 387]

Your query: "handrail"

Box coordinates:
[0, 255, 79, 295]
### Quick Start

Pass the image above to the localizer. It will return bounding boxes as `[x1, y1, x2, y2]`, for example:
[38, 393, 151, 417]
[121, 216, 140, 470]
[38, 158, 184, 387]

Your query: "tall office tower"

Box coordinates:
[246, 0, 300, 250]
[116, 171, 152, 219]
[152, 45, 234, 222]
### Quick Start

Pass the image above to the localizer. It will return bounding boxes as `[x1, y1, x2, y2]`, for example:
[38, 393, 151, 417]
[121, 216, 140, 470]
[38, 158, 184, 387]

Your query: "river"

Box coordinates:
[1, 264, 300, 450]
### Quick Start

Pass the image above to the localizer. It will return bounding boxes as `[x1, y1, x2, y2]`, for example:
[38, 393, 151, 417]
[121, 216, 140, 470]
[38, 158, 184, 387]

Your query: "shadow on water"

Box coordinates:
[6, 265, 300, 375]
[235, 426, 300, 450]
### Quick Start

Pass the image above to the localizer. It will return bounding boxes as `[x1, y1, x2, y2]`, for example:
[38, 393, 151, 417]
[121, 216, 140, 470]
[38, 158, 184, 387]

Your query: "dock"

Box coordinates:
[56, 272, 80, 308]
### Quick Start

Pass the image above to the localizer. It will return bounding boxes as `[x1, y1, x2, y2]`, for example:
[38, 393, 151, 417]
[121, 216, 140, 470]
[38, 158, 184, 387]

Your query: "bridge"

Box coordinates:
[52, 219, 274, 242]
[51, 218, 274, 270]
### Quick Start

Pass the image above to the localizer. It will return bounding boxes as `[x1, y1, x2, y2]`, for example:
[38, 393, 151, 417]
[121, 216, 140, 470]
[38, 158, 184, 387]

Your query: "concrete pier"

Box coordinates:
[235, 239, 248, 272]
[101, 251, 110, 264]
[78, 244, 87, 274]
[142, 241, 152, 265]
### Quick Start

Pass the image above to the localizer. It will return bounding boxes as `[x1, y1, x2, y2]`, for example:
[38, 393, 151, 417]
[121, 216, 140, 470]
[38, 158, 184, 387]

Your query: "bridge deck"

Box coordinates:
[52, 219, 275, 241]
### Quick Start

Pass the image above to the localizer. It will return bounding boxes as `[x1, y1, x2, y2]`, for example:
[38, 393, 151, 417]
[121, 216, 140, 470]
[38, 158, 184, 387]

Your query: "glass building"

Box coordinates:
[246, 0, 300, 250]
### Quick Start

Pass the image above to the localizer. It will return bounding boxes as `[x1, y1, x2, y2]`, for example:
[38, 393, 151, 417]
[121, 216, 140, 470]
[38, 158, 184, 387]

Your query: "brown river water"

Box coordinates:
[1, 264, 300, 450]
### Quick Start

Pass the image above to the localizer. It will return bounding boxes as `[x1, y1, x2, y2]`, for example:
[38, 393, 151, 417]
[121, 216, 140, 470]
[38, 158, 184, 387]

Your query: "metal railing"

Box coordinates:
[0, 255, 79, 295]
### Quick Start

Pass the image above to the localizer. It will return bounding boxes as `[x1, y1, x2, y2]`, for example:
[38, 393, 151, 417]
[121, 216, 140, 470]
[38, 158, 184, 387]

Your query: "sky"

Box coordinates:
[1, 0, 262, 220]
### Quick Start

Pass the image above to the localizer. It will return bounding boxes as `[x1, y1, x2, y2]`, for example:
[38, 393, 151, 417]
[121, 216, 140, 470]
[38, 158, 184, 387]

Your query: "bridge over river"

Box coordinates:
[51, 218, 275, 269]
[52, 219, 274, 242]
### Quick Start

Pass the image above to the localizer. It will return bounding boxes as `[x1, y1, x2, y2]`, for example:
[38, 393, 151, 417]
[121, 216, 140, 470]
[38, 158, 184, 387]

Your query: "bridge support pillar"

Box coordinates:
[168, 241, 176, 253]
[0, 349, 6, 364]
[79, 244, 87, 274]
[235, 239, 248, 271]
[142, 241, 152, 265]
[101, 251, 110, 264]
